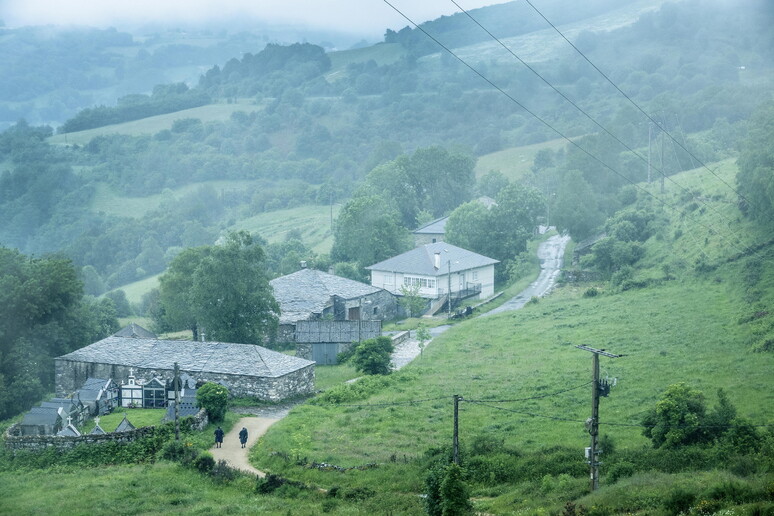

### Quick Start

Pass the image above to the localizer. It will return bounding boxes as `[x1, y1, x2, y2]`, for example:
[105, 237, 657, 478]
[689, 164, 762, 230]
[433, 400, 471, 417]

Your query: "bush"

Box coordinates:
[193, 452, 215, 473]
[664, 486, 696, 515]
[351, 336, 394, 375]
[211, 459, 238, 484]
[160, 440, 198, 465]
[196, 383, 229, 422]
[607, 461, 635, 483]
[583, 287, 599, 297]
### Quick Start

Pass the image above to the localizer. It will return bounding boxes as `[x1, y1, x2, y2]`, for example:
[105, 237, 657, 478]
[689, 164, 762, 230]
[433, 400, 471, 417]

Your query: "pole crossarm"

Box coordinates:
[575, 345, 624, 358]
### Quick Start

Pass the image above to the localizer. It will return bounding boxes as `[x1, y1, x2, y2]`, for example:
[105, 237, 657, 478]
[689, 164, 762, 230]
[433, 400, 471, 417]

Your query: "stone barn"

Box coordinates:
[55, 336, 315, 402]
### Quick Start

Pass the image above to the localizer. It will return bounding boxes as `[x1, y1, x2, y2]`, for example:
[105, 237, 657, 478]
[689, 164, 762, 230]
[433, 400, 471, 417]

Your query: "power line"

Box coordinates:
[518, 0, 756, 214]
[382, 1, 750, 257]
[465, 400, 774, 430]
[446, 0, 752, 255]
[321, 395, 450, 408]
[465, 380, 592, 403]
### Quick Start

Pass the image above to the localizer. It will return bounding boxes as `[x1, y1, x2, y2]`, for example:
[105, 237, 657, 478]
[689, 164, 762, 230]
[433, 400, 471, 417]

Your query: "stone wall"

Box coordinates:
[5, 409, 209, 452]
[4, 423, 156, 452]
[55, 360, 315, 402]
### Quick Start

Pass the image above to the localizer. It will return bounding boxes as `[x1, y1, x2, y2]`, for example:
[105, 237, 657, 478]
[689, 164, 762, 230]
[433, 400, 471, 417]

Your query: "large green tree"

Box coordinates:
[552, 170, 605, 241]
[156, 232, 279, 344]
[331, 195, 412, 268]
[0, 247, 118, 419]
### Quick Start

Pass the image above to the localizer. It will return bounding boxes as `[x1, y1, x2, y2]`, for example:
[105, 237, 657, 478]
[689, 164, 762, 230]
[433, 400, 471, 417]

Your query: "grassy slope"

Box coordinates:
[244, 159, 773, 507]
[47, 100, 262, 146]
[475, 137, 568, 181]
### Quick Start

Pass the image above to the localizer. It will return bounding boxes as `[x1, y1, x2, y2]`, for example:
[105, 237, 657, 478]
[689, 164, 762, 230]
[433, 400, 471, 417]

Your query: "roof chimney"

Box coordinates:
[434, 252, 441, 270]
[300, 260, 307, 269]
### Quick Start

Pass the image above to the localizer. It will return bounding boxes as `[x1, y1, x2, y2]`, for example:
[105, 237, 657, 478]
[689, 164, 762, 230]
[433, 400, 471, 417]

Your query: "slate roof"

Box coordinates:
[114, 323, 157, 339]
[57, 424, 81, 437]
[21, 407, 62, 426]
[57, 336, 314, 378]
[270, 268, 382, 324]
[413, 217, 448, 235]
[89, 424, 106, 435]
[115, 415, 135, 432]
[366, 242, 499, 276]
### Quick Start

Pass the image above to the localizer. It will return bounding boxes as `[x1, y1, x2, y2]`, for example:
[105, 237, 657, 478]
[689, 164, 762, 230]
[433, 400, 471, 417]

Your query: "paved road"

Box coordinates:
[483, 233, 570, 317]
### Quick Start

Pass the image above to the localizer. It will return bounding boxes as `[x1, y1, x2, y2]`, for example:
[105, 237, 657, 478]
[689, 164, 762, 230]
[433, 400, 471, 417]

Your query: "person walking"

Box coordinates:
[239, 427, 248, 448]
[214, 426, 224, 448]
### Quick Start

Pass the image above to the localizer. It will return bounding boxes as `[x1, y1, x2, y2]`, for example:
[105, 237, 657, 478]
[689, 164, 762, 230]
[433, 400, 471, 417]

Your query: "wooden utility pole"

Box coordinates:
[576, 345, 623, 491]
[453, 394, 461, 465]
[174, 362, 181, 441]
[647, 123, 652, 184]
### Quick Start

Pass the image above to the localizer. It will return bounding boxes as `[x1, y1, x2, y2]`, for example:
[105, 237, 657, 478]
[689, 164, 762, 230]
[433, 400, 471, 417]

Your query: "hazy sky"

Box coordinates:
[0, 0, 504, 36]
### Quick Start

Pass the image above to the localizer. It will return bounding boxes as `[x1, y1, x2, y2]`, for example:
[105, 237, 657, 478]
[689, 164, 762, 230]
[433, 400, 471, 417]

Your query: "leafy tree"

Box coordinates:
[642, 383, 707, 448]
[642, 383, 742, 449]
[190, 232, 279, 344]
[156, 231, 279, 344]
[399, 283, 427, 318]
[196, 382, 229, 422]
[552, 170, 605, 241]
[331, 195, 411, 268]
[445, 201, 491, 256]
[104, 289, 132, 318]
[440, 463, 473, 515]
[416, 323, 432, 357]
[351, 336, 394, 375]
[476, 170, 509, 198]
[0, 247, 118, 419]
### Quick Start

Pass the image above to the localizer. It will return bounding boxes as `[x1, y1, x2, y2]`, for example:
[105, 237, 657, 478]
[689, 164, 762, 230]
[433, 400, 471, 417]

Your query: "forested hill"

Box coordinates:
[0, 0, 773, 302]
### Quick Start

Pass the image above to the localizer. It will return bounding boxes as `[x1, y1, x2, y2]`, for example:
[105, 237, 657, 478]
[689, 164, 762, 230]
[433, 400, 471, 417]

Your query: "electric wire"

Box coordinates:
[465, 399, 774, 429]
[322, 395, 450, 408]
[519, 0, 754, 212]
[464, 380, 592, 403]
[447, 0, 752, 254]
[381, 0, 749, 256]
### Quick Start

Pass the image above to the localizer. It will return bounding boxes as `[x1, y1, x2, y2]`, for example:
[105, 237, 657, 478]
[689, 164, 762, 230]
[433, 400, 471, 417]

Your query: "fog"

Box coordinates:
[1, 0, 504, 36]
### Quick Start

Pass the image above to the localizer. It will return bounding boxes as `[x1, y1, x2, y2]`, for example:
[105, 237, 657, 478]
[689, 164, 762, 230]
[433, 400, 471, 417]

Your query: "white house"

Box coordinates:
[366, 243, 499, 304]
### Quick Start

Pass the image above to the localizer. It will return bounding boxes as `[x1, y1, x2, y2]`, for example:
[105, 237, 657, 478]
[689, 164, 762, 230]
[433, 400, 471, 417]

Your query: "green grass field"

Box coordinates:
[475, 137, 568, 181]
[229, 203, 339, 254]
[48, 100, 263, 146]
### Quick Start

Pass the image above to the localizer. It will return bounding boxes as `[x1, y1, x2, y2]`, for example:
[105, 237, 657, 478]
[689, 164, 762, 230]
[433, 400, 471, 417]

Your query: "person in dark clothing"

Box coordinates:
[239, 427, 248, 448]
[214, 426, 224, 448]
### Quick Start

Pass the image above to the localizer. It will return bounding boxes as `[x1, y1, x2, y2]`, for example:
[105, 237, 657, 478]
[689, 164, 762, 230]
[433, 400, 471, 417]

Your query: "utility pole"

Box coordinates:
[576, 345, 623, 491]
[453, 394, 462, 464]
[173, 362, 181, 441]
[660, 127, 666, 194]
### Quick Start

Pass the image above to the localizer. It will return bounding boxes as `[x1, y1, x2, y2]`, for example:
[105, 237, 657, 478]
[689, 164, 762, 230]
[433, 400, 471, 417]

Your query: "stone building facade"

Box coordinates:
[55, 336, 315, 402]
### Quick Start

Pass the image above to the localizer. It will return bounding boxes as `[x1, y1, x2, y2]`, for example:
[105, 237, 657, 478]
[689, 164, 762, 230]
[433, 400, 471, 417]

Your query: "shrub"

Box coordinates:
[583, 287, 599, 297]
[193, 452, 215, 473]
[664, 486, 696, 515]
[160, 440, 198, 465]
[607, 461, 635, 483]
[211, 459, 238, 484]
[351, 336, 394, 375]
[196, 382, 229, 422]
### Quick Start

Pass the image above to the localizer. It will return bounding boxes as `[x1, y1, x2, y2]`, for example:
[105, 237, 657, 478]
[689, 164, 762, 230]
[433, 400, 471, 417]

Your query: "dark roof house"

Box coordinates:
[270, 268, 396, 325]
[19, 407, 63, 436]
[55, 336, 315, 402]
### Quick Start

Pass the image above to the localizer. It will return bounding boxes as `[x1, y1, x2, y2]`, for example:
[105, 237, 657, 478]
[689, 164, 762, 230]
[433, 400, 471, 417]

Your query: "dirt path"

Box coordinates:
[208, 416, 280, 477]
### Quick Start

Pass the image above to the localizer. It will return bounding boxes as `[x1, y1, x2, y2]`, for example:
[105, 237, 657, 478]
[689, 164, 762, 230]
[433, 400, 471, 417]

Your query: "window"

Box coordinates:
[472, 271, 478, 281]
[403, 276, 436, 289]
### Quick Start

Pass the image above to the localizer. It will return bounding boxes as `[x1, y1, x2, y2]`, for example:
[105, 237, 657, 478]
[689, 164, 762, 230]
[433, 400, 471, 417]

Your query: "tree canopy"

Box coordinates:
[0, 247, 118, 419]
[155, 231, 279, 344]
[737, 101, 774, 222]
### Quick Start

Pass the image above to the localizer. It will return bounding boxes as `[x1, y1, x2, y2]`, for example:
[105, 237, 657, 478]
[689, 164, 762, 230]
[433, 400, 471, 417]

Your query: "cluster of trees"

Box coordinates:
[0, 248, 118, 419]
[151, 232, 279, 344]
[737, 101, 774, 223]
[59, 84, 211, 133]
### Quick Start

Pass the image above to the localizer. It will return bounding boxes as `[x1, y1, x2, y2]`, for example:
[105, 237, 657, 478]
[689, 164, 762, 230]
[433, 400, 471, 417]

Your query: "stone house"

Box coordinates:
[270, 267, 397, 341]
[294, 320, 382, 365]
[55, 335, 315, 402]
[76, 377, 119, 416]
